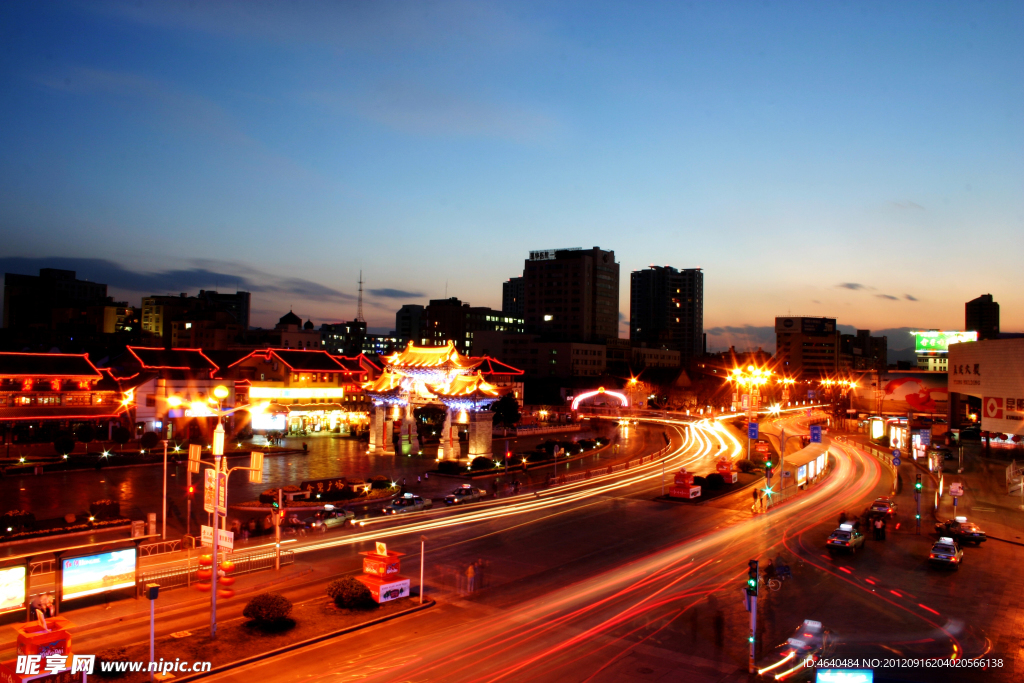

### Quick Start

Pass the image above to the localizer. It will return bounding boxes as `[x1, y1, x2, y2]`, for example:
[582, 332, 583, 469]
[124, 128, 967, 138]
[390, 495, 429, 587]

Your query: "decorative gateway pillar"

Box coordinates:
[402, 404, 418, 447]
[368, 404, 386, 455]
[362, 369, 406, 456]
[437, 408, 456, 461]
[467, 409, 493, 460]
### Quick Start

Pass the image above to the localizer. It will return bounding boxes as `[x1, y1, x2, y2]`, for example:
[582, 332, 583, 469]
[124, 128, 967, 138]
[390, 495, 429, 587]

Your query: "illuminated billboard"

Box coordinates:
[0, 566, 26, 613]
[252, 412, 287, 430]
[62, 549, 136, 600]
[913, 330, 977, 354]
[852, 372, 948, 415]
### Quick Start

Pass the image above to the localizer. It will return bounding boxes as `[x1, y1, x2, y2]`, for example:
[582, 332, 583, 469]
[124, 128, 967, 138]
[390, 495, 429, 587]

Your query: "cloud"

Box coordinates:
[0, 256, 355, 303]
[705, 325, 777, 353]
[875, 294, 899, 301]
[837, 283, 867, 291]
[369, 288, 425, 299]
[887, 200, 926, 211]
[904, 294, 918, 301]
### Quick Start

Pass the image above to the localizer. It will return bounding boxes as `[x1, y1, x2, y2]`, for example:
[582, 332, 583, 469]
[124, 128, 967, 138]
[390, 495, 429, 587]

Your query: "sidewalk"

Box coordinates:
[933, 454, 1024, 545]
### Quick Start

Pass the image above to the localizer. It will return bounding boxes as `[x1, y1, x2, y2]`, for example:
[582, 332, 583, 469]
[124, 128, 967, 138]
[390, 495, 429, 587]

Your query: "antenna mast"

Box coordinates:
[356, 271, 365, 322]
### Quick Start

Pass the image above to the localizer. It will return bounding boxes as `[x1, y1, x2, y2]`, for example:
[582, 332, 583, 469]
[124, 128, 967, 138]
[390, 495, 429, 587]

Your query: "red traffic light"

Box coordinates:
[187, 485, 195, 500]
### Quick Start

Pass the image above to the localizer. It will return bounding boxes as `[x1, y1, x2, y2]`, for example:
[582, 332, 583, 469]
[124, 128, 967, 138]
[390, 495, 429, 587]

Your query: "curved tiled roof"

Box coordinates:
[0, 352, 103, 379]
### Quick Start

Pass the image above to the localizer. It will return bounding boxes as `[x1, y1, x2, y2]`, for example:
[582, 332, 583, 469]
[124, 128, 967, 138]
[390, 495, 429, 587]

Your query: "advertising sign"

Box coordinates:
[200, 525, 234, 551]
[852, 372, 948, 415]
[362, 556, 401, 578]
[949, 482, 964, 497]
[204, 469, 226, 514]
[913, 330, 977, 354]
[366, 578, 410, 604]
[61, 549, 136, 600]
[0, 566, 26, 614]
[252, 413, 286, 431]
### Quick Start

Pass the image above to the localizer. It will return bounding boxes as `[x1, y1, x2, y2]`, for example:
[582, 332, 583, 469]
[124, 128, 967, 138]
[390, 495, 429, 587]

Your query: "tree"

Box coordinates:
[140, 431, 160, 451]
[327, 577, 375, 609]
[53, 431, 75, 457]
[75, 424, 96, 448]
[242, 592, 293, 626]
[491, 394, 521, 430]
[111, 427, 131, 454]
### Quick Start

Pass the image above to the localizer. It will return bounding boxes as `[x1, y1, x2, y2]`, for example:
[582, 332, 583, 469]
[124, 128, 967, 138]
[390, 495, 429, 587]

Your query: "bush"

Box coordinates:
[242, 592, 293, 625]
[90, 499, 120, 520]
[692, 476, 706, 488]
[95, 647, 130, 678]
[704, 473, 726, 490]
[327, 577, 375, 609]
[736, 460, 757, 474]
[140, 431, 161, 450]
[370, 476, 392, 490]
[111, 427, 131, 445]
[75, 424, 96, 445]
[54, 431, 76, 457]
[2, 510, 35, 532]
[525, 450, 549, 462]
[437, 460, 463, 475]
[470, 456, 495, 471]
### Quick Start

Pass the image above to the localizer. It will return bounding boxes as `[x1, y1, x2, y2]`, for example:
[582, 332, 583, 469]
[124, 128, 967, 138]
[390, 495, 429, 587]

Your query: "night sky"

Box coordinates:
[1, 1, 1021, 350]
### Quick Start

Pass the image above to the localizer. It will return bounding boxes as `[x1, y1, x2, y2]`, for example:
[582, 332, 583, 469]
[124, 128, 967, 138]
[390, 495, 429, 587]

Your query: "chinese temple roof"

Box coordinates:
[363, 369, 405, 395]
[429, 372, 502, 400]
[125, 347, 219, 375]
[386, 341, 478, 370]
[231, 349, 359, 373]
[0, 352, 103, 379]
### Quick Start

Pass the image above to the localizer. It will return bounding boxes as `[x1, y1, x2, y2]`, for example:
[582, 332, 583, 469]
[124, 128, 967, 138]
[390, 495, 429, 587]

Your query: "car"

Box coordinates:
[303, 507, 355, 530]
[930, 447, 954, 461]
[867, 497, 897, 519]
[382, 493, 433, 515]
[444, 485, 487, 505]
[935, 516, 986, 545]
[958, 427, 981, 441]
[929, 537, 964, 569]
[826, 523, 865, 554]
[756, 619, 835, 680]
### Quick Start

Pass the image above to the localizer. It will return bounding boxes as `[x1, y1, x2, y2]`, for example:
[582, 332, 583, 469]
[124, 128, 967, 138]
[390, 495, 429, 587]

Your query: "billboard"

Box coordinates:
[913, 330, 977, 354]
[852, 372, 948, 415]
[775, 317, 836, 334]
[0, 566, 26, 613]
[61, 549, 136, 600]
[252, 412, 286, 430]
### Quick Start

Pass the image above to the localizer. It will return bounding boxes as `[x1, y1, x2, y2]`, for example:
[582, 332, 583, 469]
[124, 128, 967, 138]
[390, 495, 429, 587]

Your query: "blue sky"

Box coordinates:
[1, 1, 1021, 349]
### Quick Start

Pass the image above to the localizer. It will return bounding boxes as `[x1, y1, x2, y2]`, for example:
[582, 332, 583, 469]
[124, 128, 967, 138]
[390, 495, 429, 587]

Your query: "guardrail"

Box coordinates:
[139, 538, 182, 556]
[546, 442, 673, 487]
[138, 549, 295, 592]
[29, 559, 54, 576]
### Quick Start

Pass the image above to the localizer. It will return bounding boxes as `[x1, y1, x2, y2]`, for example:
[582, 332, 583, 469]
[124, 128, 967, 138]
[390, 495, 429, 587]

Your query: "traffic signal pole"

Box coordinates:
[746, 559, 759, 673]
[915, 474, 922, 535]
[749, 594, 757, 674]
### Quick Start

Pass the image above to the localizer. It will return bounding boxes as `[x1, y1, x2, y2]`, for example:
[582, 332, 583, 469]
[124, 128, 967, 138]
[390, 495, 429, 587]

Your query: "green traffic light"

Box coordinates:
[748, 636, 755, 643]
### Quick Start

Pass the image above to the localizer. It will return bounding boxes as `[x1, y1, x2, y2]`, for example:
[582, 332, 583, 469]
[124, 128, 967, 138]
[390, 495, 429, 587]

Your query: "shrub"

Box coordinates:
[53, 431, 76, 457]
[437, 460, 462, 475]
[242, 592, 293, 625]
[90, 500, 120, 520]
[75, 424, 96, 445]
[111, 427, 131, 446]
[525, 450, 549, 462]
[140, 432, 161, 451]
[736, 460, 757, 474]
[327, 577, 375, 609]
[704, 473, 726, 490]
[370, 476, 392, 490]
[95, 647, 130, 678]
[692, 476, 706, 487]
[2, 510, 35, 532]
[470, 456, 495, 471]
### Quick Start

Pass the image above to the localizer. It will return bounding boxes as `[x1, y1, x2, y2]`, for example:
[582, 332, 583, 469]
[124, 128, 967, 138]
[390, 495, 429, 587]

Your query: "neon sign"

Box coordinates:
[571, 387, 629, 410]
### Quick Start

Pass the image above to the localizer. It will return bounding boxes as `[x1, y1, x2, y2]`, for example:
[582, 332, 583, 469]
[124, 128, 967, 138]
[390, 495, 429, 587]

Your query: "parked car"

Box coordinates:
[929, 537, 964, 569]
[383, 493, 433, 515]
[827, 523, 865, 554]
[935, 516, 986, 545]
[444, 485, 487, 505]
[930, 447, 954, 461]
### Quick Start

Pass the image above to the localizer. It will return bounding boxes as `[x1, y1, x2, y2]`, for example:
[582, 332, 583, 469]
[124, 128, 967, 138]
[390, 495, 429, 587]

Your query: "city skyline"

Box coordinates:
[2, 1, 1022, 347]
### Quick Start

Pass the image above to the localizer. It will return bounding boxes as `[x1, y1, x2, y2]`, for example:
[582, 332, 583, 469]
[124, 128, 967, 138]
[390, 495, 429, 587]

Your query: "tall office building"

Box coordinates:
[523, 247, 619, 343]
[502, 277, 525, 317]
[629, 266, 703, 362]
[395, 304, 425, 342]
[3, 268, 108, 329]
[965, 294, 999, 340]
[775, 316, 840, 378]
[424, 298, 523, 351]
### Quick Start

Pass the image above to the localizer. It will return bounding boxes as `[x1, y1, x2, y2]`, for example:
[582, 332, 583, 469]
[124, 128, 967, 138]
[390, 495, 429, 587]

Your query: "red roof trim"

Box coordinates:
[0, 352, 104, 378]
[126, 347, 220, 378]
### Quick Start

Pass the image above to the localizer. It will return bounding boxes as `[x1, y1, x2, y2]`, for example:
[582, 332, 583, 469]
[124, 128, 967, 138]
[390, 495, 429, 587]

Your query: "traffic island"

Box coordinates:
[89, 596, 434, 683]
[654, 472, 761, 505]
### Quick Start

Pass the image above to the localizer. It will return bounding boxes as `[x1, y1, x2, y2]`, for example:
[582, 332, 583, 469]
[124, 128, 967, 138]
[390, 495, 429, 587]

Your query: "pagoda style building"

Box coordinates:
[362, 341, 522, 461]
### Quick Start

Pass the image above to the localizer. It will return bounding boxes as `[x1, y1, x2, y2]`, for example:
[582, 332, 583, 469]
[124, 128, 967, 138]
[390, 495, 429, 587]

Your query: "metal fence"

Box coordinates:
[139, 538, 182, 556]
[138, 549, 295, 591]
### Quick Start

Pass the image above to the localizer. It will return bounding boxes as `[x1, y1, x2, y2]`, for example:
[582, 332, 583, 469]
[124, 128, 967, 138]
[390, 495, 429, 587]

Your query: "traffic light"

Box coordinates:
[271, 499, 280, 509]
[187, 485, 195, 501]
[915, 474, 923, 492]
[746, 559, 759, 596]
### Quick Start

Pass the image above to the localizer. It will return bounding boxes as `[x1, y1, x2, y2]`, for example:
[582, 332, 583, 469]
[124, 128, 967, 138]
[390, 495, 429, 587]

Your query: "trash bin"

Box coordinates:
[131, 520, 145, 538]
[146, 512, 157, 537]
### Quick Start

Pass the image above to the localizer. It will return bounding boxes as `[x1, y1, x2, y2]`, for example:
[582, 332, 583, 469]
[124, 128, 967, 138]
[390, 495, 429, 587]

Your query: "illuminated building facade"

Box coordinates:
[228, 349, 380, 435]
[0, 352, 127, 444]
[363, 341, 523, 461]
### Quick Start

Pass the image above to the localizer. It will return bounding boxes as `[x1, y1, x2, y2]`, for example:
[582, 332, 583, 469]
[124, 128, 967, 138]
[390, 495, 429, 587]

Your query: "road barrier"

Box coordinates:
[138, 549, 295, 591]
[139, 538, 183, 556]
[546, 442, 673, 487]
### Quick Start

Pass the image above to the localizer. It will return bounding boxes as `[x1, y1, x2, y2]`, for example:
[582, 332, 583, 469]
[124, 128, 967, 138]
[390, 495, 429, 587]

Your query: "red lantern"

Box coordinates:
[1013, 435, 1023, 443]
[196, 568, 212, 581]
[217, 588, 235, 599]
[198, 554, 213, 567]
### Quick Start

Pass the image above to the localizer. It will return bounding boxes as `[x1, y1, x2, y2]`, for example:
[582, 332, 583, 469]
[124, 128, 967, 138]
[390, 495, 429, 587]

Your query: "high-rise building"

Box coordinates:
[3, 268, 108, 329]
[965, 294, 999, 340]
[502, 277, 525, 317]
[141, 290, 250, 340]
[424, 298, 523, 352]
[629, 266, 703, 363]
[775, 316, 840, 378]
[840, 329, 888, 373]
[395, 304, 425, 342]
[523, 247, 619, 343]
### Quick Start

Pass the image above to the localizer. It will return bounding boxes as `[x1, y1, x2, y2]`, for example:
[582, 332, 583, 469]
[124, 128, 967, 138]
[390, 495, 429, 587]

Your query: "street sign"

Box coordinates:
[892, 449, 901, 459]
[748, 423, 759, 439]
[920, 430, 932, 446]
[204, 468, 215, 514]
[949, 482, 964, 497]
[200, 525, 234, 551]
[782, 471, 792, 478]
[216, 472, 227, 514]
[755, 441, 770, 453]
[187, 444, 201, 474]
[892, 457, 901, 467]
[810, 426, 822, 443]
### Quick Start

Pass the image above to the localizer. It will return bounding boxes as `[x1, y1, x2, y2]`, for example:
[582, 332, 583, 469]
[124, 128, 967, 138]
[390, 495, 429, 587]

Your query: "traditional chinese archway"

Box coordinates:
[362, 341, 521, 462]
[571, 386, 629, 411]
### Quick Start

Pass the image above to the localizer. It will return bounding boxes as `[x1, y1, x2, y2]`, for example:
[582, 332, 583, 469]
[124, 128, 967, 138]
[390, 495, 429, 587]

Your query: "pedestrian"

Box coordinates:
[466, 563, 476, 592]
[403, 477, 406, 486]
[880, 518, 887, 541]
[425, 471, 429, 480]
[839, 511, 848, 526]
[417, 475, 421, 484]
[873, 517, 883, 540]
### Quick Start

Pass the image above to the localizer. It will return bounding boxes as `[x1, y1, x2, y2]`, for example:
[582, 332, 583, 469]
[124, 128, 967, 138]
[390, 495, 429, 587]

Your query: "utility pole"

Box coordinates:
[420, 535, 426, 604]
[915, 474, 922, 535]
[746, 559, 759, 674]
[161, 440, 168, 540]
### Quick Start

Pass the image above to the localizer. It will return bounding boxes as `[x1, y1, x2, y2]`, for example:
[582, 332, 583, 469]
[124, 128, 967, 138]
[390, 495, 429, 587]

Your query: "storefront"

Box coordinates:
[948, 338, 1024, 445]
